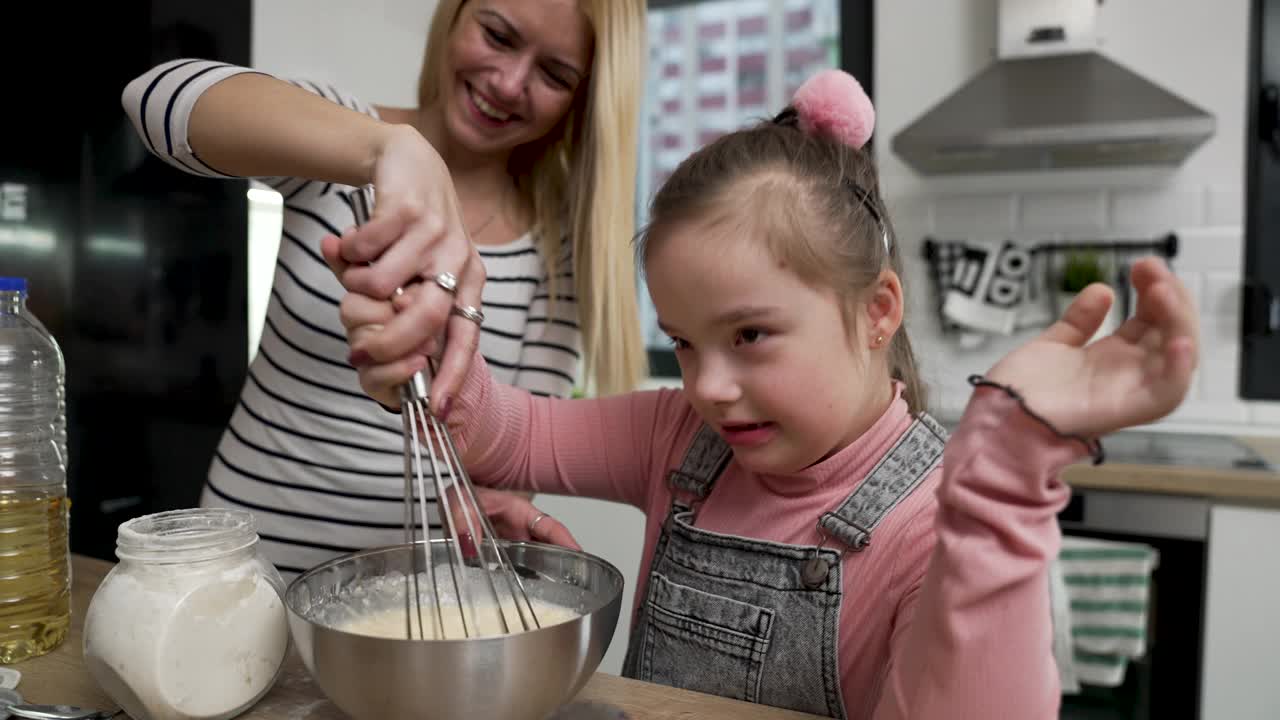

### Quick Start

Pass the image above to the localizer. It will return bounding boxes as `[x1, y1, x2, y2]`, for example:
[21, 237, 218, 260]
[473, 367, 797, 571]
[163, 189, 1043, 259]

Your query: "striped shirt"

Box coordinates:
[121, 59, 582, 576]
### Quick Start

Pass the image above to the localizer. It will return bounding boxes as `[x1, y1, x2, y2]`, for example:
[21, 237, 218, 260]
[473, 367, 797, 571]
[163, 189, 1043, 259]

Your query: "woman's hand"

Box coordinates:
[447, 487, 582, 551]
[984, 256, 1199, 437]
[336, 284, 433, 409]
[320, 124, 486, 413]
[339, 280, 581, 550]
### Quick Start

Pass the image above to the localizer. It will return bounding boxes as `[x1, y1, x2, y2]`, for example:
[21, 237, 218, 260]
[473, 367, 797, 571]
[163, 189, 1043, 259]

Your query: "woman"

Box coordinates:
[120, 0, 647, 576]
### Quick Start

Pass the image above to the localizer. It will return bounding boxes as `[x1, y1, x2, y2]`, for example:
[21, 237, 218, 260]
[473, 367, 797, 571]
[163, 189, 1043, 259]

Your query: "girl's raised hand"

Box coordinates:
[984, 256, 1199, 438]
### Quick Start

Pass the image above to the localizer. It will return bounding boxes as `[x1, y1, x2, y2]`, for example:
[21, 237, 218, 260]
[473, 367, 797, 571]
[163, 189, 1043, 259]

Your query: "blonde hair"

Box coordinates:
[417, 0, 648, 396]
[637, 115, 928, 414]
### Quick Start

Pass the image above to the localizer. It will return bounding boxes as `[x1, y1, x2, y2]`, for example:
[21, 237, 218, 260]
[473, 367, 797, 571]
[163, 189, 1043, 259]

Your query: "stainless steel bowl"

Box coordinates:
[284, 540, 624, 720]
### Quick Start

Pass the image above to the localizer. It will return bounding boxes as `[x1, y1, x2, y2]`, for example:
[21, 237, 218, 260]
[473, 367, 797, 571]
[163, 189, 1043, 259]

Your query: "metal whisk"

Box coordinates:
[351, 185, 540, 641]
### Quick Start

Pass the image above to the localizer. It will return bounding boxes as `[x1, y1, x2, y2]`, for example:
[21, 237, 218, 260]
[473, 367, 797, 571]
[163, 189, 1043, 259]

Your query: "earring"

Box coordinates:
[873, 335, 885, 347]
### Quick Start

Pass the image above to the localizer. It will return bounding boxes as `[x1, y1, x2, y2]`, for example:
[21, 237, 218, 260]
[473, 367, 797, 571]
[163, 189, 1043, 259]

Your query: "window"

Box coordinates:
[637, 0, 872, 376]
[1242, 0, 1280, 398]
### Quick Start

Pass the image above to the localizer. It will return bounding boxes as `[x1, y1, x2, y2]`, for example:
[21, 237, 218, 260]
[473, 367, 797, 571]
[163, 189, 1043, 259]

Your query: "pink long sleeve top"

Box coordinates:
[451, 357, 1082, 719]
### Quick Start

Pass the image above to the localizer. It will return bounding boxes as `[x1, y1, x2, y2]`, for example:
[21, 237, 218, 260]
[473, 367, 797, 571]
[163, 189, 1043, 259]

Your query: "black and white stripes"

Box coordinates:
[122, 59, 583, 577]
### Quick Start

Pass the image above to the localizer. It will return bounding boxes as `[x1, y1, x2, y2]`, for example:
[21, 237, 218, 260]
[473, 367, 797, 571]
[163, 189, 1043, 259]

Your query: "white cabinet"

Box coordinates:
[1201, 505, 1280, 719]
[534, 495, 645, 675]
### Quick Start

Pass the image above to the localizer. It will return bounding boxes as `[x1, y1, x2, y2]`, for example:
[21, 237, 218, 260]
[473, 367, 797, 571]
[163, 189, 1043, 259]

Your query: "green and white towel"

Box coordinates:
[1049, 536, 1159, 690]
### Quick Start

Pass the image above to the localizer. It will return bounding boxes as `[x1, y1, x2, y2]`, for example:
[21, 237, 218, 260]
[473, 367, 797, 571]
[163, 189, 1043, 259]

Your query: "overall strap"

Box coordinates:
[667, 424, 734, 501]
[818, 413, 949, 551]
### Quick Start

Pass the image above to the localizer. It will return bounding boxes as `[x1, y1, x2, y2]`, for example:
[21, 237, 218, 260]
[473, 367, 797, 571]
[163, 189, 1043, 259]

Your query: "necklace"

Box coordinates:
[468, 209, 499, 240]
[464, 181, 517, 241]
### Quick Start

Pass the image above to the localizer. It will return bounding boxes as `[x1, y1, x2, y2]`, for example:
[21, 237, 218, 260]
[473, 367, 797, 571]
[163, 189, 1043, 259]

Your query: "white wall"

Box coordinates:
[875, 0, 1276, 434]
[252, 0, 435, 107]
[249, 0, 645, 676]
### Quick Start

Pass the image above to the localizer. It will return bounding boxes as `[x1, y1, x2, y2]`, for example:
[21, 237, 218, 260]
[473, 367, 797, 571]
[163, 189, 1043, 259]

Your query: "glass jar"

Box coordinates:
[83, 509, 290, 720]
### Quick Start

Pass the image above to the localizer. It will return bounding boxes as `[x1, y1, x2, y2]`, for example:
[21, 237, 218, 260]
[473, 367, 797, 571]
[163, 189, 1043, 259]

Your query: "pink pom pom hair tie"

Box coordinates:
[792, 69, 876, 150]
[783, 69, 889, 252]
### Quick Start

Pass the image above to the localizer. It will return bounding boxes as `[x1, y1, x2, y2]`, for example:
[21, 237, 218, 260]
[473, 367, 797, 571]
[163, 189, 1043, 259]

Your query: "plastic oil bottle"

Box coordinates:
[0, 276, 70, 662]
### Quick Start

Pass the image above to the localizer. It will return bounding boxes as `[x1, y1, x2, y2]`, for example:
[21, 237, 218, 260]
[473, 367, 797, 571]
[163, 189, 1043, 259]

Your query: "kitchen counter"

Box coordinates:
[1062, 433, 1280, 504]
[23, 555, 821, 720]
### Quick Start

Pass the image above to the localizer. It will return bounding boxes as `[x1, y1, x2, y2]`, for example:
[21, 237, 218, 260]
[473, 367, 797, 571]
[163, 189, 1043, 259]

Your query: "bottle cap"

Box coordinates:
[0, 277, 27, 293]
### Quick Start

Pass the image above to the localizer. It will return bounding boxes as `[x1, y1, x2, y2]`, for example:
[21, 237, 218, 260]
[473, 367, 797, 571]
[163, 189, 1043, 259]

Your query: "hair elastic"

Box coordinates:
[783, 71, 891, 254]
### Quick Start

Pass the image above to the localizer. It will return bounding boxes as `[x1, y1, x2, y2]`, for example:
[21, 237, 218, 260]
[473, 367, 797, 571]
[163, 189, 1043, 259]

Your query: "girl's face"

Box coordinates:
[647, 218, 892, 476]
[440, 0, 592, 158]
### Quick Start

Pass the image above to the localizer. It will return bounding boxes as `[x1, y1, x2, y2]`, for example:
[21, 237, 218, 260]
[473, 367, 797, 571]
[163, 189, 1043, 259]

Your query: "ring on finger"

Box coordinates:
[528, 512, 549, 534]
[452, 304, 485, 325]
[429, 271, 459, 294]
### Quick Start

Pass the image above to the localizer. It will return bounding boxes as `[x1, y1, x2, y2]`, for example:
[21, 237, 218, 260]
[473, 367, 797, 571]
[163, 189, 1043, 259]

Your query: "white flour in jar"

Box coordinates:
[83, 555, 289, 720]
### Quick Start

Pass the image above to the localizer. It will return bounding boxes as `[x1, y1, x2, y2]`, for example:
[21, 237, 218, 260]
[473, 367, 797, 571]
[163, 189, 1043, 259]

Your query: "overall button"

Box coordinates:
[801, 556, 830, 589]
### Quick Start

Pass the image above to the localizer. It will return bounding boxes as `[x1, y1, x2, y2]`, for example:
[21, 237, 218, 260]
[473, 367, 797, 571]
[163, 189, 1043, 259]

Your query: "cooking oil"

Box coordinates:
[0, 490, 71, 662]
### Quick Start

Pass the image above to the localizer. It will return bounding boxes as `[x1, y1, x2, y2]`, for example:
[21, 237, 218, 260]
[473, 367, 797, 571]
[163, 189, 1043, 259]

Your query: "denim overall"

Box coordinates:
[621, 416, 948, 718]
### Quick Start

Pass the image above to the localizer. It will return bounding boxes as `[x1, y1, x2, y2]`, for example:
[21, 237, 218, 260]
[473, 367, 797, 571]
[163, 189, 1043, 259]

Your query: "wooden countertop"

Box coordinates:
[26, 437, 1280, 713]
[1062, 435, 1280, 504]
[19, 555, 820, 720]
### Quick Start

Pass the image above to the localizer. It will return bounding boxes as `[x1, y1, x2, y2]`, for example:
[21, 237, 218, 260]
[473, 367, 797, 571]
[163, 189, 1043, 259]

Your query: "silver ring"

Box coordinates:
[452, 304, 485, 325]
[528, 512, 549, 534]
[431, 271, 458, 294]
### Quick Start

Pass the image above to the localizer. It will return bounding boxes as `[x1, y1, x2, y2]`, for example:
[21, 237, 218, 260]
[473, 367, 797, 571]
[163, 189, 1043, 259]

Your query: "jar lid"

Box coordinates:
[117, 508, 259, 563]
[0, 687, 22, 720]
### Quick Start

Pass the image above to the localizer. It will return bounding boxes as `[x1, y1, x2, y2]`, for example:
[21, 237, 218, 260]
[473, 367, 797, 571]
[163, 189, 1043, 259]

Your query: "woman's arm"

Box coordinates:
[189, 73, 389, 185]
[121, 58, 399, 184]
[130, 59, 485, 407]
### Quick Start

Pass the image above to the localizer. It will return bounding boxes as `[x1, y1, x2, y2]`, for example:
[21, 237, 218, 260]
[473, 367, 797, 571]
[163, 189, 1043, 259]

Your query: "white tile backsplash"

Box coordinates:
[932, 194, 1017, 235]
[1204, 271, 1243, 343]
[889, 202, 1271, 431]
[1173, 226, 1244, 270]
[1206, 186, 1246, 227]
[1203, 349, 1243, 403]
[874, 0, 1278, 433]
[886, 195, 936, 236]
[1110, 187, 1204, 232]
[1020, 191, 1107, 233]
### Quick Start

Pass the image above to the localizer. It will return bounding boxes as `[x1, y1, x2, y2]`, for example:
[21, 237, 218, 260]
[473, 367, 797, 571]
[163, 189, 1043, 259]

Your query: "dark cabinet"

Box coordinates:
[1242, 0, 1280, 399]
[0, 3, 252, 559]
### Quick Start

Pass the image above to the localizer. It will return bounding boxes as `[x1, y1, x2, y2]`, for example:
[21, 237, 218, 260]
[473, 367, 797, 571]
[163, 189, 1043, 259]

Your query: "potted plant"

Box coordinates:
[1060, 251, 1108, 294]
[1056, 250, 1121, 342]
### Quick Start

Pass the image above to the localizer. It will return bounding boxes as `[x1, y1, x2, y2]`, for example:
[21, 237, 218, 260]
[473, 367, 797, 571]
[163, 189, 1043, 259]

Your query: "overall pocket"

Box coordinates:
[637, 573, 774, 704]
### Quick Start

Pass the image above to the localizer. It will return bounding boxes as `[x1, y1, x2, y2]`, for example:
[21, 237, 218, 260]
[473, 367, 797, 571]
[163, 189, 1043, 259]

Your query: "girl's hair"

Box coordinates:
[636, 110, 927, 414]
[417, 0, 648, 396]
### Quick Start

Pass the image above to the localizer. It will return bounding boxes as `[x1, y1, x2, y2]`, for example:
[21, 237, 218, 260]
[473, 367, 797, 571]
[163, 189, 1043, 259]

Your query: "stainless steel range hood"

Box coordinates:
[891, 0, 1216, 175]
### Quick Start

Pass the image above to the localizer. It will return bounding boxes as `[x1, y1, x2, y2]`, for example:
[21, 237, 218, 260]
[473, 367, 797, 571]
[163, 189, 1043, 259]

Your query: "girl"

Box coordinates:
[333, 70, 1198, 719]
[120, 0, 648, 573]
